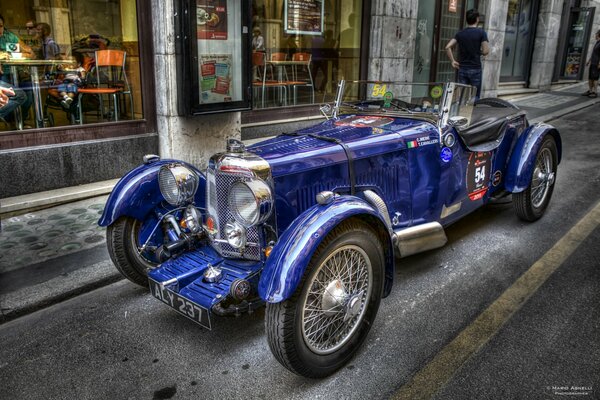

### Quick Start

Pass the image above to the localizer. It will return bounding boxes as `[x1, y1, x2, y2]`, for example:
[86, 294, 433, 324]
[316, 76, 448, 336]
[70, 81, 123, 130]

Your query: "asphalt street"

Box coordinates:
[0, 104, 599, 399]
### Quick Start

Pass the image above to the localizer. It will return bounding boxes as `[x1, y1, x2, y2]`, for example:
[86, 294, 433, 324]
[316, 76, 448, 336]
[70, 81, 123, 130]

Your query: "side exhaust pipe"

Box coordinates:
[393, 222, 447, 258]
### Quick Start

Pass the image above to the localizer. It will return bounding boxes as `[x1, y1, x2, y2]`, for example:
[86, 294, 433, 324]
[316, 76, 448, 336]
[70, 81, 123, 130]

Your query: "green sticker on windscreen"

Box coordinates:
[430, 85, 443, 99]
[383, 91, 393, 107]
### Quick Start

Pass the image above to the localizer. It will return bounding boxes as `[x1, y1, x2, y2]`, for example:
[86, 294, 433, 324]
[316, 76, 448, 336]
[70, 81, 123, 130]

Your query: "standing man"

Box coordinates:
[582, 30, 600, 98]
[35, 22, 60, 60]
[445, 9, 489, 99]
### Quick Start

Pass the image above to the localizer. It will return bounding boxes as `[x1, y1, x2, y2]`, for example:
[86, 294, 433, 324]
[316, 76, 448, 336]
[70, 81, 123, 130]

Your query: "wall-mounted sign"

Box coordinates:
[200, 54, 233, 103]
[197, 0, 228, 40]
[176, 0, 251, 115]
[449, 0, 457, 13]
[284, 0, 324, 35]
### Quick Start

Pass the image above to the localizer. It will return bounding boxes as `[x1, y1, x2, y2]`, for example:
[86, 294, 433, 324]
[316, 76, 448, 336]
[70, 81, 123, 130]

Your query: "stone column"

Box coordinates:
[151, 0, 241, 169]
[481, 0, 509, 98]
[368, 0, 417, 82]
[529, 0, 564, 90]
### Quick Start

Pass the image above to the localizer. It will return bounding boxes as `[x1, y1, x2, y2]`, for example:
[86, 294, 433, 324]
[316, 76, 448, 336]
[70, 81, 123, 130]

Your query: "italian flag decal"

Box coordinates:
[407, 140, 419, 148]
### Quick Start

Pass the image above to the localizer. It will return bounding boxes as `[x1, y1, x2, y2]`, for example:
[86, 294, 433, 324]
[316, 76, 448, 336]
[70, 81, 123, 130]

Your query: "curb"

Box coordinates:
[0, 259, 123, 325]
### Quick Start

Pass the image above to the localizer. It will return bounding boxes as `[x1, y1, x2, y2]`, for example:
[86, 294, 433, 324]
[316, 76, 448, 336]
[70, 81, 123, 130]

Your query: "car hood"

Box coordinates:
[248, 115, 438, 178]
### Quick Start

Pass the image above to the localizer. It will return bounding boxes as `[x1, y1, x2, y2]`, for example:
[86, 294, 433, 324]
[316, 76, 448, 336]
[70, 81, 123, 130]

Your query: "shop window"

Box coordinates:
[251, 0, 363, 109]
[0, 0, 145, 135]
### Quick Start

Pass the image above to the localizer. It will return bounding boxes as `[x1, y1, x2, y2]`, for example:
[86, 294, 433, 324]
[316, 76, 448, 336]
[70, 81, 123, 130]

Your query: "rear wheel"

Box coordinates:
[107, 217, 157, 287]
[513, 136, 558, 221]
[265, 220, 384, 378]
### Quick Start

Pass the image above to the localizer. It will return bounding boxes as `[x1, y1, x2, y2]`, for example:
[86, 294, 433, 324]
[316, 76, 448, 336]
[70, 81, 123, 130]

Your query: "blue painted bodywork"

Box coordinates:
[505, 123, 562, 192]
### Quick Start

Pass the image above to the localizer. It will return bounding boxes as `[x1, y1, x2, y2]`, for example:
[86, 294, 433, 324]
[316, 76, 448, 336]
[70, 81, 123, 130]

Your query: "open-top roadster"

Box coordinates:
[99, 80, 561, 377]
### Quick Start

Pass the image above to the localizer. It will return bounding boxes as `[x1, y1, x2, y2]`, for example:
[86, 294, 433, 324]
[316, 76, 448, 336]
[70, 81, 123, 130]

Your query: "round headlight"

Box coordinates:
[159, 165, 199, 206]
[225, 222, 247, 249]
[229, 179, 273, 227]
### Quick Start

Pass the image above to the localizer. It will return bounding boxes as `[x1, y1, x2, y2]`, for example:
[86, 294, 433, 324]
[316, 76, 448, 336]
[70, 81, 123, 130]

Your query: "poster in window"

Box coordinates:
[199, 54, 233, 103]
[197, 0, 228, 40]
[284, 0, 324, 35]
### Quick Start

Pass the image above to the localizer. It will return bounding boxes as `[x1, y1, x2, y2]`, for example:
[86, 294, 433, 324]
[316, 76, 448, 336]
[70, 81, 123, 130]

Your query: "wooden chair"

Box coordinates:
[77, 50, 133, 124]
[252, 51, 288, 108]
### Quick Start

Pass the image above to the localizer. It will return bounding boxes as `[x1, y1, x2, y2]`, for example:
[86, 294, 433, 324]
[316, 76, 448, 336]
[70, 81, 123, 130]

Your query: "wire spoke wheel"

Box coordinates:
[265, 220, 384, 378]
[530, 147, 554, 208]
[513, 136, 558, 222]
[301, 245, 372, 355]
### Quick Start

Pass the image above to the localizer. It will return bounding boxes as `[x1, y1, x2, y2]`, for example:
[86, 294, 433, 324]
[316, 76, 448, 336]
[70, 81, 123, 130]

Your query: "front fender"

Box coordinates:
[505, 123, 562, 193]
[98, 159, 206, 227]
[258, 195, 394, 303]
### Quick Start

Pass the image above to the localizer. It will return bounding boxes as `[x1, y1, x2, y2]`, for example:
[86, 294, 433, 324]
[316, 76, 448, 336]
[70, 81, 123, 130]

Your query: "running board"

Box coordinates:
[393, 222, 447, 258]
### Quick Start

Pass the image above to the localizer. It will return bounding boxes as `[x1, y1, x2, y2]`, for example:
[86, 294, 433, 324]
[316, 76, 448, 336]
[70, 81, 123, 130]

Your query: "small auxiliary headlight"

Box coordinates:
[225, 221, 247, 249]
[183, 205, 202, 234]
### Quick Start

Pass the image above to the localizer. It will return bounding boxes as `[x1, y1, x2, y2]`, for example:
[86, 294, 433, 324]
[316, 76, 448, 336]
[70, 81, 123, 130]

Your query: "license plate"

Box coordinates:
[149, 278, 212, 329]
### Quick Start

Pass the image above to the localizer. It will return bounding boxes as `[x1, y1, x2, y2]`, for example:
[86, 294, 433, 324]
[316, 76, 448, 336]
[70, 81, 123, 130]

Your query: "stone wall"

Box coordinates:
[368, 0, 417, 82]
[530, 0, 565, 90]
[481, 0, 508, 97]
[0, 134, 158, 198]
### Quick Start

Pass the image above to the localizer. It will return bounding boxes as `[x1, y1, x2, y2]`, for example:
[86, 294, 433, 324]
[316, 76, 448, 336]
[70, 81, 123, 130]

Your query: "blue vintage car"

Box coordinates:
[99, 80, 561, 377]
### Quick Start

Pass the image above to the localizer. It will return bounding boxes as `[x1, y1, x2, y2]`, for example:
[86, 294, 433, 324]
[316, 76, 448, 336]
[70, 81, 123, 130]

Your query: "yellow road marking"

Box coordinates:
[392, 201, 600, 400]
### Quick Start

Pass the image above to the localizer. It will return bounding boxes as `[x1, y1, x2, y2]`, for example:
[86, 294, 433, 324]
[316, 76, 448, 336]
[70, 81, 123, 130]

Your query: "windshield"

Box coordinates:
[335, 81, 447, 116]
[332, 80, 477, 127]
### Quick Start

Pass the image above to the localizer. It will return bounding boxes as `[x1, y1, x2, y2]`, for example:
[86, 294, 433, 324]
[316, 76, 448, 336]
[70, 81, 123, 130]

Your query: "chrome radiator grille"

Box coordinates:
[206, 166, 261, 260]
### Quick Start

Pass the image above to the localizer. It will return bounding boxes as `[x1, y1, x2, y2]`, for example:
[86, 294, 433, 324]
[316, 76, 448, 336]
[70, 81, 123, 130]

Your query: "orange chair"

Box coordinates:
[289, 52, 315, 104]
[268, 52, 288, 81]
[77, 50, 133, 124]
[252, 51, 288, 108]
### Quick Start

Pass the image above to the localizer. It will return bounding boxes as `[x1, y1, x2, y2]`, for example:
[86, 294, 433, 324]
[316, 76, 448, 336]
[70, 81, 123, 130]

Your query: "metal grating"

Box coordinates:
[207, 166, 261, 261]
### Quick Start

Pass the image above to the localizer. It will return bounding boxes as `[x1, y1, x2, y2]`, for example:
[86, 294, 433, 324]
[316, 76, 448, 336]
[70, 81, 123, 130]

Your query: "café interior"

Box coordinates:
[0, 0, 141, 132]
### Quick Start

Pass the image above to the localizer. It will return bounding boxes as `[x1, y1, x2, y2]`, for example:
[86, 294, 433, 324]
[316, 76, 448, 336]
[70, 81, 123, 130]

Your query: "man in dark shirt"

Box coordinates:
[445, 9, 489, 99]
[583, 30, 600, 98]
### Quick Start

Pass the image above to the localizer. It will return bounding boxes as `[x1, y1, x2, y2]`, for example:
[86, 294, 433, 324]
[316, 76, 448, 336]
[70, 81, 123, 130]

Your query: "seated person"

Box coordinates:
[56, 61, 85, 108]
[0, 79, 27, 126]
[48, 53, 87, 110]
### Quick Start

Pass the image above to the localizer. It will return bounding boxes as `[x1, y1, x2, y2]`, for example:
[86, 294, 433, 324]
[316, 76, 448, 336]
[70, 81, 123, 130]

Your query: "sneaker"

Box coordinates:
[589, 92, 598, 98]
[61, 97, 73, 108]
[582, 90, 592, 96]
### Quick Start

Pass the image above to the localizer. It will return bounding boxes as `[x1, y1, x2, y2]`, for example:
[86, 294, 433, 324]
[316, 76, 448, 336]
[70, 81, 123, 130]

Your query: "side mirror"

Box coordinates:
[447, 116, 469, 128]
[320, 104, 333, 120]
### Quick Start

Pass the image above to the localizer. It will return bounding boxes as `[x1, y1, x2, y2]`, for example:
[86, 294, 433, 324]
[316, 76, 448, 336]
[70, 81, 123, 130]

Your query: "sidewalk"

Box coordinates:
[1, 81, 598, 324]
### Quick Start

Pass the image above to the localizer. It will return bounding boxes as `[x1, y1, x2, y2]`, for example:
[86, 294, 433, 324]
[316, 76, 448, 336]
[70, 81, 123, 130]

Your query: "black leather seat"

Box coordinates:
[457, 106, 521, 147]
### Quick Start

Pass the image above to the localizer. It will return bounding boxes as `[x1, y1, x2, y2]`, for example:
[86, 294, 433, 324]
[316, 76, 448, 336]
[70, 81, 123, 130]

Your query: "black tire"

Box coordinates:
[475, 97, 519, 110]
[265, 220, 384, 378]
[106, 216, 157, 287]
[513, 136, 558, 221]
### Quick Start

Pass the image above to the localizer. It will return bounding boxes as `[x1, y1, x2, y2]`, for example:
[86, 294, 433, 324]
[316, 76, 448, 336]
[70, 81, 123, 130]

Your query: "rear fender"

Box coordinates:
[258, 195, 395, 303]
[98, 159, 206, 227]
[505, 123, 562, 193]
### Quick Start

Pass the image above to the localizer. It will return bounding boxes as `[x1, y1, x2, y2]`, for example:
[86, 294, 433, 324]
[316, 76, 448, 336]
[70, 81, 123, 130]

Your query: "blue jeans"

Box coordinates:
[458, 68, 482, 99]
[0, 79, 28, 121]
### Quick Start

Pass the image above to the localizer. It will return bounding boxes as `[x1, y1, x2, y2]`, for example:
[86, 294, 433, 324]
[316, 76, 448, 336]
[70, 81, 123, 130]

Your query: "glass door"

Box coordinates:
[559, 7, 595, 80]
[500, 0, 537, 82]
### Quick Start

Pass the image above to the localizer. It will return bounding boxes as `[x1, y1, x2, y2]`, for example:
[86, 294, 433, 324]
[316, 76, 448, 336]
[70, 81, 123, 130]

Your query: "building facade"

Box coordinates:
[0, 0, 599, 199]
